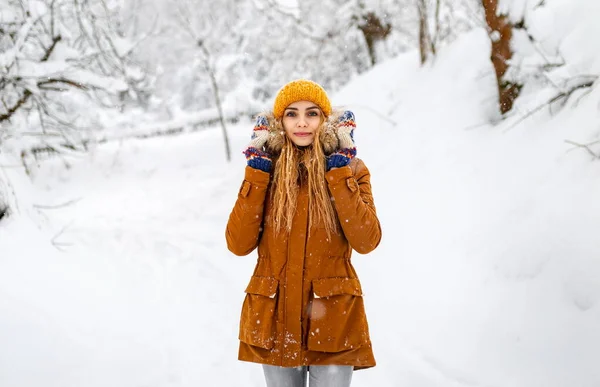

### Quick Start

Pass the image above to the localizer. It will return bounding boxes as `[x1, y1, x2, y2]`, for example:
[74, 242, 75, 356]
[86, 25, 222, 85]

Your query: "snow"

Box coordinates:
[2, 16, 600, 387]
[112, 36, 136, 58]
[69, 69, 129, 92]
[18, 60, 71, 78]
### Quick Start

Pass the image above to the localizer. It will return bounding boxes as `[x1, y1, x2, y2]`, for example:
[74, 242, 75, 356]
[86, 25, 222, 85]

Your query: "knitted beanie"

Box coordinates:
[273, 79, 332, 119]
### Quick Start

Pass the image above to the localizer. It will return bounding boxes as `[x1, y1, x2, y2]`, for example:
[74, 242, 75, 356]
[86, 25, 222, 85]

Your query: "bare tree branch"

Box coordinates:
[0, 205, 8, 221]
[50, 220, 75, 252]
[505, 77, 597, 130]
[0, 90, 32, 122]
[33, 198, 83, 209]
[564, 139, 600, 159]
[40, 35, 62, 62]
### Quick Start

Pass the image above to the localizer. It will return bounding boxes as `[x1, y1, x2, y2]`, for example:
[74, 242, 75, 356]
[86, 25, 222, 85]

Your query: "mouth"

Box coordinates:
[294, 132, 313, 137]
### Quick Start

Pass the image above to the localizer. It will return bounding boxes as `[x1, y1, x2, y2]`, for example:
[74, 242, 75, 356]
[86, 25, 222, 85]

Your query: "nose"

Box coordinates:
[297, 116, 308, 127]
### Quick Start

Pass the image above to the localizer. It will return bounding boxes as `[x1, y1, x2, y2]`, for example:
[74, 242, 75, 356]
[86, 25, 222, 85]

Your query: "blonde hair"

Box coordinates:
[269, 118, 338, 238]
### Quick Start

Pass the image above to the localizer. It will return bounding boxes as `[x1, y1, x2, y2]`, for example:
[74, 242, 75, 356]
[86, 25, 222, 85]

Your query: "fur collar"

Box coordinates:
[261, 109, 346, 155]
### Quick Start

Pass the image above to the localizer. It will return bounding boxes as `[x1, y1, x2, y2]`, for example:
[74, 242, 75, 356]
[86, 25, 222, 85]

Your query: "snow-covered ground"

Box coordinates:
[2, 25, 600, 387]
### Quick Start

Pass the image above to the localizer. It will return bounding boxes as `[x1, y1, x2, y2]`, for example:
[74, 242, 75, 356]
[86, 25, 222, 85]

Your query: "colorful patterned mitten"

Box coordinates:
[243, 115, 272, 173]
[326, 110, 357, 170]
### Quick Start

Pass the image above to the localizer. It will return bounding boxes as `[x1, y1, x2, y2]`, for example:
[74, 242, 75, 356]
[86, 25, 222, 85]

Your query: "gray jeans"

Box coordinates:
[263, 365, 353, 387]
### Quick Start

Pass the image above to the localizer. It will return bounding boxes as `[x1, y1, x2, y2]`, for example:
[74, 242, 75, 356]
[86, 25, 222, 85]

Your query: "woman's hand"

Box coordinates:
[326, 111, 357, 170]
[243, 115, 272, 173]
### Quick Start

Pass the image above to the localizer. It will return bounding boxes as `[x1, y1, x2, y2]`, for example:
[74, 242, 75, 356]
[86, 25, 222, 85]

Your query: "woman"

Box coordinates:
[225, 79, 382, 387]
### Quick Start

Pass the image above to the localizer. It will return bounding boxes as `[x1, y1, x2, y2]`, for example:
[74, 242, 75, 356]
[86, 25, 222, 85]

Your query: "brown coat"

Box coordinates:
[226, 120, 382, 370]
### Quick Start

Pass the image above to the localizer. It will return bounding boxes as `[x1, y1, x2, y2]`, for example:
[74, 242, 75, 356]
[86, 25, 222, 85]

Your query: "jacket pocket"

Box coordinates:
[239, 276, 279, 350]
[307, 277, 370, 353]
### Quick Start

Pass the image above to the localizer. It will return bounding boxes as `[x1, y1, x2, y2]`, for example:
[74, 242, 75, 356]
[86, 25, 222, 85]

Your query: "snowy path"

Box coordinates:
[31, 129, 268, 386]
[23, 123, 479, 387]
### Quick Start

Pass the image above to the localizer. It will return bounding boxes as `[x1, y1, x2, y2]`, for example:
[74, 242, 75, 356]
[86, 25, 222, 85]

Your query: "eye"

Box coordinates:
[285, 111, 296, 117]
[308, 111, 319, 117]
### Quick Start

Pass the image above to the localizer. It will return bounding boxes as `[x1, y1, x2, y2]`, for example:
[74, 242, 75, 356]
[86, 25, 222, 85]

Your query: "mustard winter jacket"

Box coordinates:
[226, 114, 382, 370]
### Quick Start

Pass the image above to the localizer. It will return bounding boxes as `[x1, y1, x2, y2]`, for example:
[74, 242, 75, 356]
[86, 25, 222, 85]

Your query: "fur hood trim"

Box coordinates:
[259, 109, 347, 155]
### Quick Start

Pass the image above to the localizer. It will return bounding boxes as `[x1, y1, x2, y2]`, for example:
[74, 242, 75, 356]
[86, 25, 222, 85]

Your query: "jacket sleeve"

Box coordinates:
[225, 166, 271, 256]
[326, 158, 382, 254]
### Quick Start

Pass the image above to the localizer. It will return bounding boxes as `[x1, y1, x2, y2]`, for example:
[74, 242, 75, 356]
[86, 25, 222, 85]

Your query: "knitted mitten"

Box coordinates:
[243, 115, 272, 173]
[326, 110, 357, 170]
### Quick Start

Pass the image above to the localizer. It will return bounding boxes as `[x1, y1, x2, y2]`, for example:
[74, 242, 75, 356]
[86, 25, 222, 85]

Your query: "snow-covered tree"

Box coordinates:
[479, 0, 598, 116]
[0, 0, 149, 157]
[127, 0, 418, 118]
[415, 0, 483, 64]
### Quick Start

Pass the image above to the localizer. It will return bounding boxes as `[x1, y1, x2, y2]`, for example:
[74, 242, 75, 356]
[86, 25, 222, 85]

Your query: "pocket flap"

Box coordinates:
[245, 276, 278, 298]
[239, 181, 251, 197]
[312, 277, 362, 298]
[346, 177, 358, 193]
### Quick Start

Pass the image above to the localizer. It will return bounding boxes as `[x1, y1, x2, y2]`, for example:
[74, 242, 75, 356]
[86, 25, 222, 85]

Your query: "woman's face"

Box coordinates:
[282, 100, 323, 146]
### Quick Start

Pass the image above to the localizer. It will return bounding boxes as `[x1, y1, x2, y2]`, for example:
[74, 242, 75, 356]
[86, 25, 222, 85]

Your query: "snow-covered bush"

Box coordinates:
[499, 0, 600, 117]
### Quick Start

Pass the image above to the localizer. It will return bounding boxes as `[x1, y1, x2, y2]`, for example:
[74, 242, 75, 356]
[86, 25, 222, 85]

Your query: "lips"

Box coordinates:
[294, 132, 312, 137]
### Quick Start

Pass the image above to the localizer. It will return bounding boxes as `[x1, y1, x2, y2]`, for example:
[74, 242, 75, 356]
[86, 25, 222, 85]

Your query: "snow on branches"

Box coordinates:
[0, 0, 149, 155]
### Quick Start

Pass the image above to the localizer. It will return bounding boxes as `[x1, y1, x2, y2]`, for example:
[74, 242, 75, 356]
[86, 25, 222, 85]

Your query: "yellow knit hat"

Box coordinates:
[273, 79, 332, 119]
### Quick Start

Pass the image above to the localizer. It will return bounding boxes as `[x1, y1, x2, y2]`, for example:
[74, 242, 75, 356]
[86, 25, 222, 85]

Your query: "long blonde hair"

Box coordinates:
[269, 119, 338, 237]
